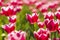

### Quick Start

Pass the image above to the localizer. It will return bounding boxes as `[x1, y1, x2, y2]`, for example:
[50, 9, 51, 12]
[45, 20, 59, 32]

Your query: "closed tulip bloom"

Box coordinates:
[7, 30, 26, 40]
[26, 13, 38, 24]
[34, 28, 50, 40]
[46, 19, 58, 32]
[2, 23, 15, 33]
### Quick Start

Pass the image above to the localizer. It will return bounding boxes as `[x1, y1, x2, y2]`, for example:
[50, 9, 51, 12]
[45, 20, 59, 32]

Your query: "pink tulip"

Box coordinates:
[0, 0, 4, 6]
[37, 22, 44, 28]
[10, 0, 23, 6]
[46, 19, 58, 32]
[8, 15, 16, 23]
[58, 26, 60, 34]
[7, 30, 26, 40]
[15, 6, 22, 12]
[35, 2, 45, 9]
[1, 6, 16, 16]
[34, 28, 50, 40]
[23, 0, 38, 5]
[2, 23, 15, 33]
[26, 13, 38, 24]
[39, 4, 49, 13]
[44, 12, 54, 20]
[55, 11, 60, 20]
[48, 1, 59, 9]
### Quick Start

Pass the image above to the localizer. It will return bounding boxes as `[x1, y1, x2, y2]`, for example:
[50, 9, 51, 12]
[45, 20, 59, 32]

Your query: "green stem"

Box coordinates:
[54, 32, 56, 38]
[58, 34, 60, 38]
[51, 32, 53, 40]
[2, 28, 4, 40]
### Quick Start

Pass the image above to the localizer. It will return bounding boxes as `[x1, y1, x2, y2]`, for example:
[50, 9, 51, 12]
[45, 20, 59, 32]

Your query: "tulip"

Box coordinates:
[58, 26, 60, 34]
[10, 0, 23, 6]
[44, 19, 49, 26]
[15, 6, 22, 12]
[28, 0, 38, 5]
[44, 12, 54, 20]
[7, 30, 26, 40]
[2, 23, 15, 33]
[55, 11, 60, 20]
[46, 19, 58, 32]
[0, 0, 4, 6]
[1, 6, 16, 16]
[48, 1, 59, 12]
[8, 15, 16, 23]
[48, 1, 59, 9]
[29, 6, 37, 13]
[23, 0, 38, 5]
[26, 13, 38, 24]
[35, 2, 45, 9]
[34, 28, 50, 40]
[39, 4, 49, 13]
[37, 22, 44, 28]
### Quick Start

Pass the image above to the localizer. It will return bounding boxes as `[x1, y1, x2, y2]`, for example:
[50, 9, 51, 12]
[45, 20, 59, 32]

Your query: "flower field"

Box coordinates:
[0, 0, 60, 40]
